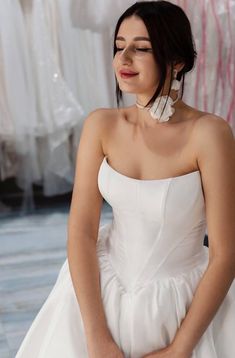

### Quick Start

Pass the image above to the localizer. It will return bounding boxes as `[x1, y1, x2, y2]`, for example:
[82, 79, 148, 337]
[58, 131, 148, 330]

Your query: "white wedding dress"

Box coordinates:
[16, 156, 235, 358]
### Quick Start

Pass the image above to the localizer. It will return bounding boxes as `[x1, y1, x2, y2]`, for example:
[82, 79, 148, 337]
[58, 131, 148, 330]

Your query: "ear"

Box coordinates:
[174, 62, 185, 73]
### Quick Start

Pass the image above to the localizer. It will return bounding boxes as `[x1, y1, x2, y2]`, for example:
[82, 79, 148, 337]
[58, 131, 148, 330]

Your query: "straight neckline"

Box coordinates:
[103, 156, 200, 182]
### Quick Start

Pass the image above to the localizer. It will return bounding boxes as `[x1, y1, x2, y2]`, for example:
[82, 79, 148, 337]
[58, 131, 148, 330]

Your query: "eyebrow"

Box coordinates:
[115, 36, 151, 42]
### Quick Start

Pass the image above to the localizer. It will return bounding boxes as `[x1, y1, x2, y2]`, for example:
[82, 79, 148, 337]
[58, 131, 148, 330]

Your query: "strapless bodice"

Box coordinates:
[97, 157, 208, 292]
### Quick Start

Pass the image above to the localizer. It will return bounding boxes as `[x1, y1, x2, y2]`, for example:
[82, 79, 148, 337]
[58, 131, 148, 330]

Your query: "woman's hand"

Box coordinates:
[142, 344, 191, 358]
[87, 335, 125, 358]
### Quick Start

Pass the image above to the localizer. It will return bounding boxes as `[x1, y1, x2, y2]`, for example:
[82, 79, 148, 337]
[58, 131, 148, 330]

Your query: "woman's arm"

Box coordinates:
[170, 115, 235, 356]
[67, 110, 113, 345]
[143, 115, 235, 358]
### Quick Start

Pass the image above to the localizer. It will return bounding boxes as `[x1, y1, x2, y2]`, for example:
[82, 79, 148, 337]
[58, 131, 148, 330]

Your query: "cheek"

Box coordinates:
[140, 63, 158, 82]
[112, 56, 118, 71]
[149, 63, 159, 83]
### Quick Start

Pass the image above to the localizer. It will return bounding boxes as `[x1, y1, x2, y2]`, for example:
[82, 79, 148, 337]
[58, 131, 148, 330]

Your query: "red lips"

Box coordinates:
[119, 69, 139, 78]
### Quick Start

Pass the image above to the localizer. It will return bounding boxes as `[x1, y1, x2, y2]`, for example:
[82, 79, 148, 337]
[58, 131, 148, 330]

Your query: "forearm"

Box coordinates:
[67, 236, 111, 342]
[172, 257, 235, 355]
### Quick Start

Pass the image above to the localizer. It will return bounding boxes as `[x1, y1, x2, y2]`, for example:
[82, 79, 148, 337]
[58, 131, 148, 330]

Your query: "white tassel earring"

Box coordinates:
[171, 69, 181, 91]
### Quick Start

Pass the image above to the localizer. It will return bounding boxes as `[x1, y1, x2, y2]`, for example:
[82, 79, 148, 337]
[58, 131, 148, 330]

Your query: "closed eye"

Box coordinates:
[136, 48, 152, 52]
[116, 48, 152, 52]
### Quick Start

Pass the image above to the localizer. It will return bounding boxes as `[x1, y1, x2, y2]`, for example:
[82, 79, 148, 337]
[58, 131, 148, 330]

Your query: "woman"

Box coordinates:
[16, 1, 235, 357]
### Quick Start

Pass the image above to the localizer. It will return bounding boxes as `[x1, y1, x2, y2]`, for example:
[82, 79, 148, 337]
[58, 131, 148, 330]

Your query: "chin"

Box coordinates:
[118, 83, 139, 93]
[120, 88, 136, 94]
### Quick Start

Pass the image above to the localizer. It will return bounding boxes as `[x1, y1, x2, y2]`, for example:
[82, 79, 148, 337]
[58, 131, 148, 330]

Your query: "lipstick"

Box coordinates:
[119, 70, 138, 79]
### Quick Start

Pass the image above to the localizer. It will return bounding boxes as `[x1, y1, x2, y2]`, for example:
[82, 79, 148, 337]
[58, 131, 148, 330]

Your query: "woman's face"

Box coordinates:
[113, 15, 159, 96]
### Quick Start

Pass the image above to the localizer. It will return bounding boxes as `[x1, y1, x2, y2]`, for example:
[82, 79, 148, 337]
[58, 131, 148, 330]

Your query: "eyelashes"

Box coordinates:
[116, 47, 152, 53]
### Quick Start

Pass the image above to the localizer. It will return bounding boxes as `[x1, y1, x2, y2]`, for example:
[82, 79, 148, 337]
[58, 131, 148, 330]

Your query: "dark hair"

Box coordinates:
[113, 0, 197, 108]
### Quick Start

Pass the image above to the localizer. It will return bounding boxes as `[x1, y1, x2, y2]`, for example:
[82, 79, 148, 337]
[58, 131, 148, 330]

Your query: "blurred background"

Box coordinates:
[0, 0, 234, 356]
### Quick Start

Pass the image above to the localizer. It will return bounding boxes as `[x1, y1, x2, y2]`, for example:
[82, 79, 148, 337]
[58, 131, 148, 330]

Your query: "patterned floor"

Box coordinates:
[0, 201, 113, 358]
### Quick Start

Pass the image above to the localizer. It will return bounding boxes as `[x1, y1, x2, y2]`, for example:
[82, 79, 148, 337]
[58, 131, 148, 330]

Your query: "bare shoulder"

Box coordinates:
[84, 107, 124, 154]
[191, 113, 235, 163]
[86, 107, 119, 125]
[84, 107, 120, 136]
[194, 113, 234, 143]
[191, 112, 235, 187]
[75, 107, 119, 169]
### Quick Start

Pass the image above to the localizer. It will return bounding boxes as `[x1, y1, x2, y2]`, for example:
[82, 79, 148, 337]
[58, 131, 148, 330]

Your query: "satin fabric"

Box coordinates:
[16, 156, 235, 357]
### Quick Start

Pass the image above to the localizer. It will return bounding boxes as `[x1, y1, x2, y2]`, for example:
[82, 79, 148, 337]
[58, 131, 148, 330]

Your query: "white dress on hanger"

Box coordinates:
[25, 0, 84, 195]
[70, 0, 139, 32]
[0, 0, 84, 195]
[16, 156, 235, 358]
[0, 0, 40, 190]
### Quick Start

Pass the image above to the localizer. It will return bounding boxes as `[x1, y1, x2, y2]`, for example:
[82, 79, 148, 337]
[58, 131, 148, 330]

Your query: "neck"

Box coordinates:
[136, 90, 179, 108]
[134, 95, 183, 128]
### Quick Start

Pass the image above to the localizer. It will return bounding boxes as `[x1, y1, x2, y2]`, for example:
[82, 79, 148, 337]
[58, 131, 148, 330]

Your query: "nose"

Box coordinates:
[119, 47, 133, 64]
